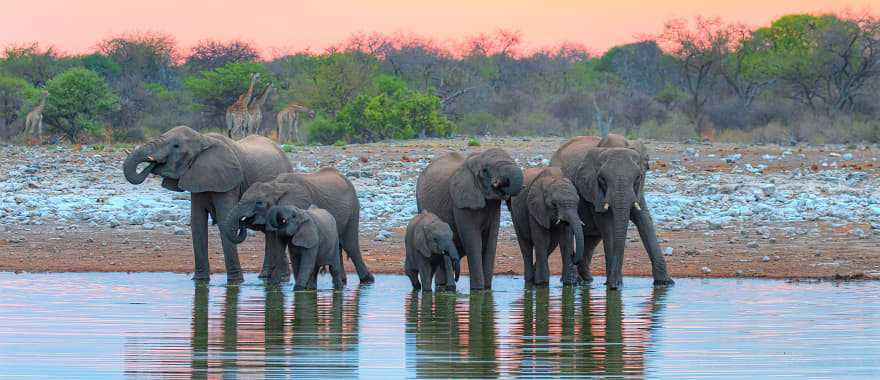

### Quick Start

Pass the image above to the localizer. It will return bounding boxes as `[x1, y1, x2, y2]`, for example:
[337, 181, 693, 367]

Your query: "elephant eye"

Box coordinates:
[173, 143, 180, 149]
[281, 218, 287, 224]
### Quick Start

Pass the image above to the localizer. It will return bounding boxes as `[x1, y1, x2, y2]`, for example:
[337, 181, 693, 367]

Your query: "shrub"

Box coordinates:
[43, 68, 119, 142]
[636, 113, 697, 141]
[307, 115, 346, 145]
[457, 111, 498, 136]
[280, 144, 294, 153]
[467, 137, 481, 146]
[751, 122, 793, 145]
[715, 129, 753, 144]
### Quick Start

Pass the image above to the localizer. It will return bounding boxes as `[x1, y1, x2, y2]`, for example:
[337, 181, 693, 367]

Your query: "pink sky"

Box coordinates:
[1, 0, 872, 56]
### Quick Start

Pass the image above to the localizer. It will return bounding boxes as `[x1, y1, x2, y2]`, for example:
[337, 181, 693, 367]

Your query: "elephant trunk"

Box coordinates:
[609, 199, 630, 289]
[221, 203, 249, 244]
[123, 143, 156, 184]
[561, 208, 585, 265]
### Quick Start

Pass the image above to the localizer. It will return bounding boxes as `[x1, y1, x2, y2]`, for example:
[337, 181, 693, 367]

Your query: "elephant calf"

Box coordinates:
[405, 211, 460, 292]
[220, 168, 373, 285]
[267, 205, 344, 290]
[508, 167, 585, 286]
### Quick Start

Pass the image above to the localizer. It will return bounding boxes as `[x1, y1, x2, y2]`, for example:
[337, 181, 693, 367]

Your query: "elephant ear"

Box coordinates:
[526, 174, 552, 229]
[179, 138, 244, 193]
[576, 150, 606, 213]
[291, 215, 320, 249]
[413, 218, 433, 259]
[450, 164, 485, 210]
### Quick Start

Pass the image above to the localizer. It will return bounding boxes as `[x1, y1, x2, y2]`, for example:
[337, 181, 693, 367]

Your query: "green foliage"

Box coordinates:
[458, 111, 498, 135]
[312, 52, 380, 115]
[78, 53, 121, 80]
[333, 139, 347, 147]
[307, 114, 347, 145]
[655, 83, 687, 109]
[335, 75, 452, 143]
[280, 144, 294, 153]
[0, 73, 38, 128]
[91, 144, 106, 151]
[467, 137, 481, 146]
[44, 68, 119, 142]
[184, 62, 272, 114]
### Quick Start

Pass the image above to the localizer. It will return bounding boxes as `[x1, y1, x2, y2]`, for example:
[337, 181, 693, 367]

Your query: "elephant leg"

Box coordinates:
[454, 210, 485, 290]
[264, 233, 290, 284]
[556, 227, 576, 286]
[191, 193, 211, 281]
[597, 214, 622, 289]
[481, 204, 501, 290]
[532, 229, 552, 287]
[407, 266, 421, 291]
[516, 236, 535, 285]
[213, 192, 244, 284]
[577, 234, 602, 283]
[340, 222, 374, 284]
[288, 244, 301, 285]
[259, 237, 271, 279]
[631, 205, 674, 285]
[419, 261, 433, 292]
[294, 249, 317, 291]
[433, 262, 446, 290]
[330, 260, 345, 290]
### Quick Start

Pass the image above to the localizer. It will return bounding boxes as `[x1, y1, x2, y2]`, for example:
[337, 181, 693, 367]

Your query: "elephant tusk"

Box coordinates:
[603, 202, 609, 211]
[634, 202, 642, 211]
[556, 218, 562, 225]
[580, 220, 586, 226]
[146, 156, 156, 162]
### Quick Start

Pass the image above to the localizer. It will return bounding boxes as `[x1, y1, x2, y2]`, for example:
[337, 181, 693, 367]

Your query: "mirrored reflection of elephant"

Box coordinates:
[289, 290, 361, 378]
[511, 286, 669, 377]
[123, 126, 293, 282]
[190, 283, 209, 378]
[405, 291, 498, 378]
[551, 135, 674, 289]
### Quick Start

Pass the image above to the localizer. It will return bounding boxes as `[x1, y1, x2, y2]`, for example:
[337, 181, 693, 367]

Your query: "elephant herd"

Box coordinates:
[123, 126, 673, 291]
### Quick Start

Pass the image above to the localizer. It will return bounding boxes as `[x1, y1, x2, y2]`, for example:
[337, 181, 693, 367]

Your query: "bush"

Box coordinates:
[336, 75, 452, 143]
[751, 122, 793, 145]
[307, 115, 346, 145]
[467, 137, 481, 146]
[0, 73, 38, 133]
[636, 113, 697, 141]
[43, 68, 119, 142]
[715, 129, 753, 144]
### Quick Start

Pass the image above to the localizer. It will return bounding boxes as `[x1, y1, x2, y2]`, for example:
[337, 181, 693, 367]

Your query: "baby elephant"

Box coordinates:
[267, 205, 344, 290]
[508, 167, 585, 286]
[405, 211, 460, 292]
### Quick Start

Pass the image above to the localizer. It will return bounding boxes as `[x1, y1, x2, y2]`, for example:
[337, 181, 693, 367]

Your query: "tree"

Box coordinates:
[597, 40, 671, 95]
[660, 17, 739, 134]
[184, 62, 272, 126]
[313, 52, 379, 116]
[1, 43, 68, 86]
[43, 68, 119, 142]
[97, 32, 179, 85]
[0, 73, 38, 131]
[185, 39, 259, 73]
[335, 75, 452, 143]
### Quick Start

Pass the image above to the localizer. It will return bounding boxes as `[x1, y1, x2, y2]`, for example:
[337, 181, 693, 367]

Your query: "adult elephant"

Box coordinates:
[550, 136, 673, 289]
[123, 126, 292, 283]
[416, 149, 523, 290]
[219, 168, 374, 284]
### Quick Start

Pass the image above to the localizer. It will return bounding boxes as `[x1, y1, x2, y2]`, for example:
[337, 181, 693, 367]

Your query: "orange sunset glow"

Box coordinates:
[1, 0, 871, 55]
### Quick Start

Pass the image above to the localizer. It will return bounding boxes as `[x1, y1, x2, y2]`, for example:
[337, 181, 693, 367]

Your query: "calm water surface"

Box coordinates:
[0, 273, 878, 379]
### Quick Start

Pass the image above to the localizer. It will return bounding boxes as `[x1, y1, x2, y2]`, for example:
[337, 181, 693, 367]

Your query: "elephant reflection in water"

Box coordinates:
[289, 290, 361, 377]
[512, 286, 668, 377]
[188, 285, 361, 378]
[405, 292, 498, 378]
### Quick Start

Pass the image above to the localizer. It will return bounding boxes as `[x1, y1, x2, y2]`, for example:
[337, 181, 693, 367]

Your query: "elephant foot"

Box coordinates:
[653, 278, 675, 286]
[534, 281, 550, 287]
[359, 273, 375, 284]
[226, 273, 244, 284]
[605, 280, 623, 291]
[293, 284, 309, 291]
[578, 274, 594, 284]
[444, 285, 456, 292]
[258, 270, 269, 279]
[192, 273, 210, 282]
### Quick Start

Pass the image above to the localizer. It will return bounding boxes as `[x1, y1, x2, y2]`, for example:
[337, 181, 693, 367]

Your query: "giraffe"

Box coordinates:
[226, 73, 258, 139]
[245, 82, 274, 136]
[24, 91, 48, 143]
[275, 102, 316, 143]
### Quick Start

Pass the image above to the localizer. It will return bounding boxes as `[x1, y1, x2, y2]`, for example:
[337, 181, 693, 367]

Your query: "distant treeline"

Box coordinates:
[2, 11, 880, 145]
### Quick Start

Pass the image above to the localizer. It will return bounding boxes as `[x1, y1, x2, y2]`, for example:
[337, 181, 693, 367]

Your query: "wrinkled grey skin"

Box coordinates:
[219, 168, 372, 284]
[551, 136, 673, 290]
[404, 211, 460, 292]
[266, 205, 344, 290]
[416, 148, 524, 290]
[507, 167, 585, 286]
[123, 126, 292, 282]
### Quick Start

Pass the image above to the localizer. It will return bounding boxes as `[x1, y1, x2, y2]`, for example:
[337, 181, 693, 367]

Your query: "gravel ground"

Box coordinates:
[1, 137, 879, 279]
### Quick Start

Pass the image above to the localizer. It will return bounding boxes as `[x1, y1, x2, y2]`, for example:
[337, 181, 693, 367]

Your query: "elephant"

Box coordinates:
[266, 205, 345, 290]
[550, 136, 673, 289]
[507, 167, 585, 286]
[123, 125, 292, 282]
[219, 168, 373, 285]
[416, 148, 524, 290]
[404, 211, 460, 292]
[599, 133, 650, 171]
